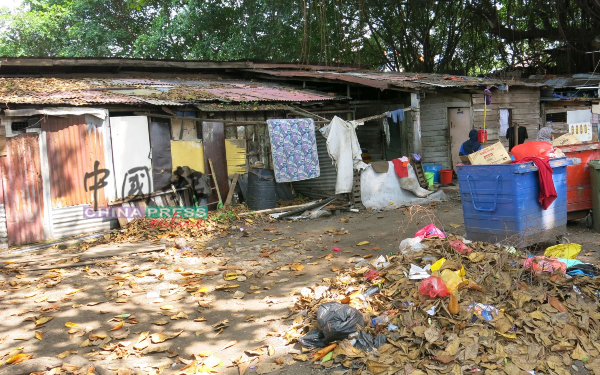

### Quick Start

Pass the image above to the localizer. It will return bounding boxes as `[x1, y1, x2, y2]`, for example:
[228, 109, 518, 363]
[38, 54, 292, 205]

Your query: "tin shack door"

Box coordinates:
[202, 122, 229, 208]
[2, 133, 45, 245]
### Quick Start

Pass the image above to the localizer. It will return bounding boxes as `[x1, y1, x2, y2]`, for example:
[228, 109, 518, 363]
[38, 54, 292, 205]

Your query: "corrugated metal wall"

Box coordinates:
[42, 115, 107, 208]
[51, 204, 118, 239]
[2, 134, 45, 245]
[292, 132, 337, 198]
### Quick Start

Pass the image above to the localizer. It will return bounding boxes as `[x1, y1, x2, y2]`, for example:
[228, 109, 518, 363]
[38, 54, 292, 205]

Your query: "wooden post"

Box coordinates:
[411, 93, 421, 154]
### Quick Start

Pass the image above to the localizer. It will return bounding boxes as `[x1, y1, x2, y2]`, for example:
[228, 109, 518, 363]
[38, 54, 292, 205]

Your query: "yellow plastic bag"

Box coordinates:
[544, 244, 581, 260]
[440, 269, 467, 294]
[431, 258, 446, 272]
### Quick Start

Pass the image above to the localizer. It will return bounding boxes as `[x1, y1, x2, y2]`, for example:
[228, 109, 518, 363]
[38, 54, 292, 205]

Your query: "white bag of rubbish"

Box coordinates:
[399, 237, 428, 253]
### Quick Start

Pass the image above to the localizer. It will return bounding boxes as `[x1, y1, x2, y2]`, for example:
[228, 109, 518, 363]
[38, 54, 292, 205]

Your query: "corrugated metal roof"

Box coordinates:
[0, 76, 341, 106]
[247, 69, 541, 90]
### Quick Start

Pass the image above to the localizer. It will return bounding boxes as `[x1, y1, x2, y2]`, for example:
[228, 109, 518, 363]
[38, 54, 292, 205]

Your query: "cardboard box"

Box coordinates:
[552, 133, 581, 146]
[468, 142, 511, 165]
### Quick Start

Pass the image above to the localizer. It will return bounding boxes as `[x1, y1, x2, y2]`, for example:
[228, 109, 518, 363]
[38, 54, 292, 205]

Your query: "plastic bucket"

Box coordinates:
[423, 164, 442, 183]
[440, 169, 453, 185]
[425, 172, 435, 189]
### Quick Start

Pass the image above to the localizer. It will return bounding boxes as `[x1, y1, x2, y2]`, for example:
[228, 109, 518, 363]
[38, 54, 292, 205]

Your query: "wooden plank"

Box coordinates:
[225, 173, 239, 206]
[208, 158, 223, 205]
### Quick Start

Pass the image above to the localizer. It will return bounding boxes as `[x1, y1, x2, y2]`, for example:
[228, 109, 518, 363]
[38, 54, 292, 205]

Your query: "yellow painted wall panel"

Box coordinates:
[171, 140, 205, 173]
[225, 139, 246, 177]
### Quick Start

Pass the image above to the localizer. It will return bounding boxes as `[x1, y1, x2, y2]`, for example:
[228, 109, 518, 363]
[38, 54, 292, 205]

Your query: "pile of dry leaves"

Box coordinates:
[283, 234, 600, 375]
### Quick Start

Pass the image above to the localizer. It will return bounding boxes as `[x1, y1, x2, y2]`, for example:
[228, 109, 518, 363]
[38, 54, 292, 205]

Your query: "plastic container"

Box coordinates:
[556, 142, 600, 220]
[440, 169, 453, 185]
[247, 168, 277, 210]
[589, 160, 600, 232]
[425, 172, 435, 189]
[456, 157, 569, 248]
[478, 129, 488, 143]
[423, 163, 442, 183]
[371, 313, 389, 326]
[362, 286, 380, 298]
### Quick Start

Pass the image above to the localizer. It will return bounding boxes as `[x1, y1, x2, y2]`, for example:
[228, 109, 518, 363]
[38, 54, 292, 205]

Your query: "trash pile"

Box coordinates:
[105, 205, 271, 245]
[284, 224, 600, 374]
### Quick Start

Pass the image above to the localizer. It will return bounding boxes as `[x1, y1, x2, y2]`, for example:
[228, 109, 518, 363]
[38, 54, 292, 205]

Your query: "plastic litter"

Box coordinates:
[146, 290, 161, 299]
[440, 269, 465, 294]
[363, 269, 380, 281]
[333, 247, 341, 252]
[524, 256, 567, 274]
[371, 313, 389, 326]
[449, 240, 473, 254]
[415, 223, 445, 240]
[371, 255, 389, 268]
[419, 276, 450, 298]
[426, 306, 437, 316]
[430, 258, 446, 272]
[353, 331, 387, 352]
[544, 243, 582, 259]
[467, 303, 498, 321]
[399, 237, 428, 253]
[314, 285, 329, 300]
[387, 323, 399, 331]
[567, 264, 600, 277]
[408, 264, 431, 280]
[316, 302, 365, 344]
[362, 285, 380, 298]
[298, 329, 326, 348]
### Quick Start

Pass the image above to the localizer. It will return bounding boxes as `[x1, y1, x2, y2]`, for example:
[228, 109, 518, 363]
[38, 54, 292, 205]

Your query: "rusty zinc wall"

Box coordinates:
[1, 133, 46, 246]
[41, 115, 108, 209]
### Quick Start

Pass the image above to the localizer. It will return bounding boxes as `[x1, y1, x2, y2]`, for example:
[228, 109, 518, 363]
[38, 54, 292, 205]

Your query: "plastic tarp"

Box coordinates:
[4, 107, 108, 120]
[360, 162, 446, 210]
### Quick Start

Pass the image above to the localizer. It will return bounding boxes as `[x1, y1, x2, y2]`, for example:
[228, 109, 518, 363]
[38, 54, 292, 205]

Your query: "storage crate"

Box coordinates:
[556, 142, 600, 220]
[456, 158, 568, 247]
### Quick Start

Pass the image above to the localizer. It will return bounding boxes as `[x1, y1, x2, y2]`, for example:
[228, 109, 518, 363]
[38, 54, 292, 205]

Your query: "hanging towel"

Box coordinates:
[382, 117, 390, 145]
[390, 109, 405, 123]
[267, 118, 320, 183]
[511, 157, 556, 210]
[320, 116, 368, 194]
[391, 158, 409, 178]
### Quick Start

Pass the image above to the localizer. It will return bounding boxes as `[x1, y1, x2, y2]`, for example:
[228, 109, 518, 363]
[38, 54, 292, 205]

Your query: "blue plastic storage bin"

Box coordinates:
[456, 158, 569, 248]
[423, 163, 443, 183]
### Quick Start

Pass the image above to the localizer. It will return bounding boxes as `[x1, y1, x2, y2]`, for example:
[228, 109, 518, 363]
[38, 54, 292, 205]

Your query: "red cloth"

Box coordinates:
[391, 158, 408, 178]
[511, 157, 557, 210]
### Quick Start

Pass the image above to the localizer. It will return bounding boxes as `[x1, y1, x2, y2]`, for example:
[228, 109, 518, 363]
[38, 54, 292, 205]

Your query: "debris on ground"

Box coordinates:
[284, 224, 600, 374]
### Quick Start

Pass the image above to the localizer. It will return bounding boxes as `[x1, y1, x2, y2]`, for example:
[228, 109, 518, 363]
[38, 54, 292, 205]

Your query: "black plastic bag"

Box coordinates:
[354, 331, 387, 352]
[298, 329, 326, 348]
[317, 302, 365, 344]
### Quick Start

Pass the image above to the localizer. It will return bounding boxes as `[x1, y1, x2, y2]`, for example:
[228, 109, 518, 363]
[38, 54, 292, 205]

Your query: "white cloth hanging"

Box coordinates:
[320, 116, 368, 194]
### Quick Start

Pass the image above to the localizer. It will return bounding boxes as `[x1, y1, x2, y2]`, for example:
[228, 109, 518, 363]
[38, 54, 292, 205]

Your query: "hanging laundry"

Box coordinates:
[391, 156, 410, 178]
[390, 109, 405, 123]
[267, 118, 320, 183]
[382, 117, 391, 145]
[511, 157, 556, 210]
[320, 116, 368, 194]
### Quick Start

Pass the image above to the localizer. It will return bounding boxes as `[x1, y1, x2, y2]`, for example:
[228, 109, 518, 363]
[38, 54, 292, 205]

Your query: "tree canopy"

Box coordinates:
[1, 0, 599, 74]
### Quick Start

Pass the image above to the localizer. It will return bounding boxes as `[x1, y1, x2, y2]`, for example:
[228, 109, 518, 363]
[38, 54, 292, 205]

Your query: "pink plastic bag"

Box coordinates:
[415, 224, 445, 240]
[419, 276, 450, 298]
[449, 240, 473, 254]
[512, 141, 553, 160]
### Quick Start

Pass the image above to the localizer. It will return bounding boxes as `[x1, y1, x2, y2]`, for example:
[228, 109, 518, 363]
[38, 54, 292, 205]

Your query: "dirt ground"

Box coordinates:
[0, 192, 599, 375]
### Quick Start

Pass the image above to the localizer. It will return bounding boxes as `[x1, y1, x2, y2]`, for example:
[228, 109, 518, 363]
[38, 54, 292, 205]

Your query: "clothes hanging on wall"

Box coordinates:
[506, 126, 528, 151]
[266, 118, 320, 183]
[390, 109, 405, 123]
[320, 116, 368, 194]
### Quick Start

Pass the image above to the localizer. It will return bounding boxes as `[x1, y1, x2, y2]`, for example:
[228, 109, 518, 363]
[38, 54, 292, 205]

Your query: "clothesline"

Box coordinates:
[352, 108, 412, 124]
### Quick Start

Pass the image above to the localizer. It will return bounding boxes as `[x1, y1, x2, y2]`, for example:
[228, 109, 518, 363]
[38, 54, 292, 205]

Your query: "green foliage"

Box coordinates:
[0, 0, 598, 73]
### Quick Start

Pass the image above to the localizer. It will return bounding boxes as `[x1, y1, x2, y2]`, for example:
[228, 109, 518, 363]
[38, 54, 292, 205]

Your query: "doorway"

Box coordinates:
[448, 107, 471, 170]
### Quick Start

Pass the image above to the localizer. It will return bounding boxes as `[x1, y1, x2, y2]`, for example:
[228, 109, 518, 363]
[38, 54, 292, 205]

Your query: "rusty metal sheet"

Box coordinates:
[202, 122, 229, 207]
[2, 133, 45, 245]
[201, 87, 336, 102]
[42, 115, 107, 209]
[149, 121, 173, 191]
